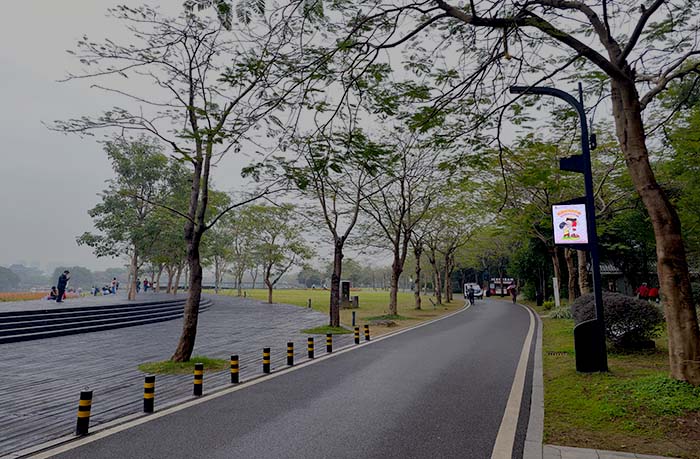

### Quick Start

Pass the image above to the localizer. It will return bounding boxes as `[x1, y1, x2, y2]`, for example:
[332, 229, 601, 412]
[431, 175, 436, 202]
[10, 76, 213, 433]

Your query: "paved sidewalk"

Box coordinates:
[543, 445, 676, 459]
[0, 294, 352, 457]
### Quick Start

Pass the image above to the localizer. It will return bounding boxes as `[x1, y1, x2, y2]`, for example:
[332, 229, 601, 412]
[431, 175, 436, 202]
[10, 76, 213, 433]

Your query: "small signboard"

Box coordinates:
[552, 204, 588, 245]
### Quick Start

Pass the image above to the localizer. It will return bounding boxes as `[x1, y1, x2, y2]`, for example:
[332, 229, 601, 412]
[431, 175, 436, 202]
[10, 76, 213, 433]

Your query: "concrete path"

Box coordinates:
[44, 299, 536, 459]
[0, 294, 350, 457]
[543, 445, 675, 459]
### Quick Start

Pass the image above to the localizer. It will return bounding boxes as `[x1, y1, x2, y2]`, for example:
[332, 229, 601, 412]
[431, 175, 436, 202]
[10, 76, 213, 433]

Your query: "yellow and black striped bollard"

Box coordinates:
[287, 342, 294, 366]
[75, 390, 93, 436]
[230, 355, 239, 384]
[307, 337, 314, 359]
[143, 375, 155, 413]
[354, 327, 360, 344]
[364, 324, 370, 341]
[263, 348, 271, 373]
[326, 334, 333, 353]
[193, 363, 203, 396]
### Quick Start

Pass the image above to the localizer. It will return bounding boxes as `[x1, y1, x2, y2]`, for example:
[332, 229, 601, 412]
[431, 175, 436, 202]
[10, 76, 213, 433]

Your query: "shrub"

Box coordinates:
[570, 292, 664, 349]
[550, 305, 573, 319]
[542, 300, 555, 310]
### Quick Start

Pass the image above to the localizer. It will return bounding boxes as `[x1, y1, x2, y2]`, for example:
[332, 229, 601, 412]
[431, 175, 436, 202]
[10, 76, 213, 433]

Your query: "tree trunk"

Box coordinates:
[329, 240, 343, 327]
[389, 249, 402, 316]
[414, 243, 422, 310]
[166, 266, 174, 294]
[550, 247, 562, 300]
[443, 264, 450, 303]
[251, 267, 258, 289]
[443, 252, 454, 303]
[155, 264, 163, 293]
[265, 277, 273, 304]
[127, 247, 138, 301]
[173, 264, 183, 295]
[217, 264, 226, 291]
[214, 258, 220, 294]
[578, 250, 590, 295]
[236, 270, 244, 297]
[612, 79, 700, 384]
[433, 267, 443, 305]
[171, 233, 203, 362]
[565, 248, 577, 303]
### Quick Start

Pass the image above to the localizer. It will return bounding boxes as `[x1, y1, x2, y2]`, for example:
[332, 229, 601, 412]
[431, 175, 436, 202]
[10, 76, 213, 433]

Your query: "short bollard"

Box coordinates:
[263, 348, 271, 373]
[193, 363, 203, 396]
[352, 311, 356, 326]
[307, 337, 314, 359]
[287, 342, 294, 366]
[326, 334, 333, 353]
[230, 355, 239, 384]
[143, 375, 155, 413]
[307, 298, 311, 308]
[354, 327, 360, 344]
[364, 324, 371, 341]
[75, 390, 93, 436]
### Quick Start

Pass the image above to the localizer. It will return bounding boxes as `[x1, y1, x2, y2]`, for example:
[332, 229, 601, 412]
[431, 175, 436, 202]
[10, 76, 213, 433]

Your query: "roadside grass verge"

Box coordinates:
[540, 314, 700, 458]
[138, 356, 228, 375]
[301, 325, 352, 335]
[210, 288, 463, 337]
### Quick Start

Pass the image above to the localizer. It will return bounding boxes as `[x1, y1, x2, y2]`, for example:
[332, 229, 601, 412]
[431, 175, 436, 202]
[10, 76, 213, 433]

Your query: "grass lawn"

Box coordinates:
[138, 355, 228, 374]
[212, 288, 463, 337]
[535, 306, 700, 458]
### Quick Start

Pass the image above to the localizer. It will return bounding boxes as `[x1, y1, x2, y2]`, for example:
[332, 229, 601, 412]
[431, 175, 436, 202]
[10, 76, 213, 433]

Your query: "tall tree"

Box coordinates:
[77, 136, 171, 300]
[56, 7, 295, 361]
[284, 127, 391, 326]
[248, 205, 312, 303]
[360, 133, 440, 315]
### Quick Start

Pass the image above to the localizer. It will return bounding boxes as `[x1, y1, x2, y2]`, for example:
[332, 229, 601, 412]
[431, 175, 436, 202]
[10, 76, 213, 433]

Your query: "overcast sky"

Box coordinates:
[0, 1, 251, 272]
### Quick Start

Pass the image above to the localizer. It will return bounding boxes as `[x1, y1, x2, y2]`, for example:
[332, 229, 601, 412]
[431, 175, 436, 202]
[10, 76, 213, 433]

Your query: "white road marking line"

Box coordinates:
[29, 302, 472, 458]
[490, 303, 536, 459]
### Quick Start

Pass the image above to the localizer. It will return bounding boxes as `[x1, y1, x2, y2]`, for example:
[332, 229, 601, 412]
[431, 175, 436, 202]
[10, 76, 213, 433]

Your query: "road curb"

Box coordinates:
[523, 305, 544, 459]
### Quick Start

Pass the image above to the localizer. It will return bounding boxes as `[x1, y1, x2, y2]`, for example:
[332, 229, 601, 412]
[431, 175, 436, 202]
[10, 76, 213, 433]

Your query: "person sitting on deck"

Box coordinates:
[47, 287, 58, 300]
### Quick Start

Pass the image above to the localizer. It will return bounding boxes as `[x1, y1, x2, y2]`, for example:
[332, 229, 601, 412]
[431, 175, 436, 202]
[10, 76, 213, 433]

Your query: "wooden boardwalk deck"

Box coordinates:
[0, 295, 353, 457]
[0, 292, 187, 314]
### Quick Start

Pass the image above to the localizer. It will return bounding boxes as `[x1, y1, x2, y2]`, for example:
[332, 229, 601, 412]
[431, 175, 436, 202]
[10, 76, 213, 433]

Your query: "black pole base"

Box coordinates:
[574, 319, 608, 373]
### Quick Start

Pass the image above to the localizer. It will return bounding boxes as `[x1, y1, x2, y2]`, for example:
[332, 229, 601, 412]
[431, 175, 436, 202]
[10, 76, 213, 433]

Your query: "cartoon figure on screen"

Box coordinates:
[559, 217, 580, 240]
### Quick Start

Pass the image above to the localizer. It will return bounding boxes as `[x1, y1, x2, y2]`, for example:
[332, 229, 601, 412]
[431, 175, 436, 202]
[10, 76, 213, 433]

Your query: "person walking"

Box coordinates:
[467, 286, 475, 306]
[56, 270, 70, 303]
[507, 282, 517, 304]
[111, 278, 117, 295]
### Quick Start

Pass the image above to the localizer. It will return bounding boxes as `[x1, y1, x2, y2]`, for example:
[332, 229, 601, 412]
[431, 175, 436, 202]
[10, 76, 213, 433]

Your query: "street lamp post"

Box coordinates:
[510, 83, 608, 372]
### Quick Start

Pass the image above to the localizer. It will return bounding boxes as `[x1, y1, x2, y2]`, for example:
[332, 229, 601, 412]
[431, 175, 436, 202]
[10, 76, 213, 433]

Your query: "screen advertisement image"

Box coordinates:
[552, 204, 588, 245]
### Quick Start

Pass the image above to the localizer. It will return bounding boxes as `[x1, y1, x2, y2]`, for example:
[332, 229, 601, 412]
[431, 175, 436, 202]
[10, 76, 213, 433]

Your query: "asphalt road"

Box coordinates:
[51, 299, 533, 459]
